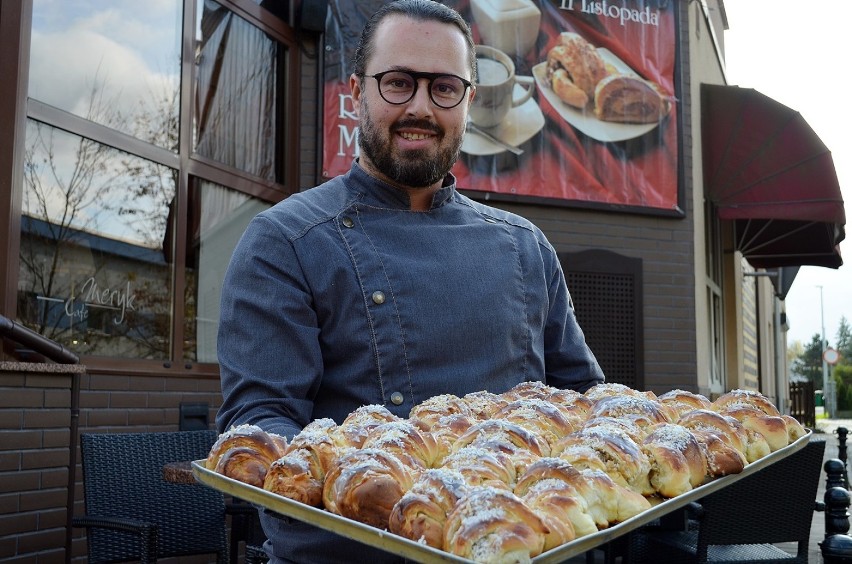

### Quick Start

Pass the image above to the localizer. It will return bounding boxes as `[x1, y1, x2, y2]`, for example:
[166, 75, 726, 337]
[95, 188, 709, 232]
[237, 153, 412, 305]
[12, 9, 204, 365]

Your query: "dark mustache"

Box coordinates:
[392, 119, 442, 136]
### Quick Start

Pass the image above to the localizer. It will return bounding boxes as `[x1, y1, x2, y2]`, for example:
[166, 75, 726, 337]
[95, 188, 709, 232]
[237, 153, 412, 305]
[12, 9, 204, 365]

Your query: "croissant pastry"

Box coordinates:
[682, 408, 771, 465]
[429, 413, 476, 466]
[361, 420, 440, 470]
[782, 414, 808, 443]
[580, 415, 647, 444]
[590, 394, 674, 426]
[462, 390, 508, 419]
[515, 459, 650, 529]
[719, 406, 789, 452]
[545, 388, 594, 419]
[492, 398, 581, 451]
[263, 449, 325, 506]
[286, 421, 349, 476]
[441, 446, 517, 490]
[322, 448, 417, 529]
[443, 486, 548, 563]
[337, 404, 403, 448]
[453, 418, 550, 458]
[206, 424, 288, 487]
[657, 389, 713, 418]
[689, 429, 747, 478]
[502, 380, 560, 401]
[513, 457, 596, 539]
[641, 423, 707, 498]
[585, 382, 658, 402]
[547, 33, 608, 98]
[552, 443, 608, 474]
[580, 468, 652, 523]
[550, 68, 588, 109]
[409, 393, 474, 431]
[388, 468, 469, 548]
[560, 426, 653, 495]
[713, 389, 782, 417]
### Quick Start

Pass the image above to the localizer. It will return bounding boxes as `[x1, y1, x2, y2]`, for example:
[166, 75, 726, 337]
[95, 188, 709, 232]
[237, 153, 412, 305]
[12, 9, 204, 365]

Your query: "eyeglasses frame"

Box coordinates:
[361, 70, 473, 109]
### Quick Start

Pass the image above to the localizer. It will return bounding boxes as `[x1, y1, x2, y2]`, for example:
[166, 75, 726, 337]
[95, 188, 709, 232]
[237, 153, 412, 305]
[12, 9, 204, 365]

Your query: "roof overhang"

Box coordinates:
[702, 83, 846, 269]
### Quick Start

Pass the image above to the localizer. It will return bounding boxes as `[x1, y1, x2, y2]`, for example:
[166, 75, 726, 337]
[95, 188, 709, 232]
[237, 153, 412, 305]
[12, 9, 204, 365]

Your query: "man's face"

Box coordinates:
[350, 15, 474, 191]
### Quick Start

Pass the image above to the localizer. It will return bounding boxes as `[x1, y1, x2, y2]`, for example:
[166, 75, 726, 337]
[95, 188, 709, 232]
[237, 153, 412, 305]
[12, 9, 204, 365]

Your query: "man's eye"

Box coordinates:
[384, 77, 413, 90]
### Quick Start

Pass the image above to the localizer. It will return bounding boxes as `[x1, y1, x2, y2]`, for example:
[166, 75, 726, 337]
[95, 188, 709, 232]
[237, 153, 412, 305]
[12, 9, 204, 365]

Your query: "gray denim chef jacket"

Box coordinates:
[216, 161, 604, 563]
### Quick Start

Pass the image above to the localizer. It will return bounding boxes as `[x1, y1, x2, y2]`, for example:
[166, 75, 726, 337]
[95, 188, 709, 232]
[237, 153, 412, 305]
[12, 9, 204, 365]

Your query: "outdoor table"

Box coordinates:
[192, 431, 812, 563]
[163, 460, 197, 484]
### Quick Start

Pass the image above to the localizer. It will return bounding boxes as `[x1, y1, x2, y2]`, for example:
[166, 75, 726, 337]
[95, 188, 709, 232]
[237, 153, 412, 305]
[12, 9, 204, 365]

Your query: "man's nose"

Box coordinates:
[405, 79, 435, 115]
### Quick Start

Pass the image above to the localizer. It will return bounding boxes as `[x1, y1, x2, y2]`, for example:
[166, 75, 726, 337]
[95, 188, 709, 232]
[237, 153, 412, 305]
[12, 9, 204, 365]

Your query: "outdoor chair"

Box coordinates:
[637, 438, 826, 563]
[73, 430, 229, 563]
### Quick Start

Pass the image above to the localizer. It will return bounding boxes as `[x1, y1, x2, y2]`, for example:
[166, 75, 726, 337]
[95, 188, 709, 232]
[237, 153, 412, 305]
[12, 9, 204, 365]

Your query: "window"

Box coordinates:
[183, 179, 270, 363]
[16, 0, 296, 367]
[28, 0, 181, 152]
[19, 121, 175, 359]
[705, 201, 725, 395]
[194, 1, 284, 180]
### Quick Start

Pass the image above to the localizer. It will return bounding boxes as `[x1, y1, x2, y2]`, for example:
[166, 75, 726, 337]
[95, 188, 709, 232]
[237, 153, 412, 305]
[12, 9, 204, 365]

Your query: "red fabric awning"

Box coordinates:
[701, 83, 846, 268]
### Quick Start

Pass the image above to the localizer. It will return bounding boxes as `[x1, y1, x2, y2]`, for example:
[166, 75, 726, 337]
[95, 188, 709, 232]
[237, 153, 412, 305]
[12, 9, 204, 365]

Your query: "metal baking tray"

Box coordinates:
[193, 430, 812, 563]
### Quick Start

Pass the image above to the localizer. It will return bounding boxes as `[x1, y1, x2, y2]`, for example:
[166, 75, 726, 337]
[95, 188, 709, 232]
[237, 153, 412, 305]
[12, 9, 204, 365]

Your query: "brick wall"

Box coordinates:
[0, 362, 224, 563]
[0, 363, 83, 562]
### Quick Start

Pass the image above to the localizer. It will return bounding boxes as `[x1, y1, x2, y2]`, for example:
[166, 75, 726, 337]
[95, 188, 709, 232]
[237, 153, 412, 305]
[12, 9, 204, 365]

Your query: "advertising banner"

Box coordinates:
[322, 0, 680, 214]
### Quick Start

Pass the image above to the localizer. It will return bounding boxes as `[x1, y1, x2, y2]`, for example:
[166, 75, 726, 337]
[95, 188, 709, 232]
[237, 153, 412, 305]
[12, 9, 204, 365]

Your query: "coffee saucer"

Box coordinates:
[461, 84, 544, 156]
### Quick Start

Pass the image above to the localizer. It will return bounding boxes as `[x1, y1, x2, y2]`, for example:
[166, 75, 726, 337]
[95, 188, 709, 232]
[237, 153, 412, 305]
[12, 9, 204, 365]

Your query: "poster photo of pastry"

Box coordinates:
[320, 0, 680, 214]
[533, 31, 672, 142]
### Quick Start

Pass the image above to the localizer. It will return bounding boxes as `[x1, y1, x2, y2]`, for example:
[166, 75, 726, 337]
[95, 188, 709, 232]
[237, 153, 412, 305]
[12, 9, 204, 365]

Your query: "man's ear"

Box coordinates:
[349, 73, 363, 115]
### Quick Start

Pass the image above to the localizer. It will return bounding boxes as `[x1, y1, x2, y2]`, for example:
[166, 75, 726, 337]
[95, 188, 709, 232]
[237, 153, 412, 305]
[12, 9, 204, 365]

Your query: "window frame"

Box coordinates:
[1, 0, 301, 376]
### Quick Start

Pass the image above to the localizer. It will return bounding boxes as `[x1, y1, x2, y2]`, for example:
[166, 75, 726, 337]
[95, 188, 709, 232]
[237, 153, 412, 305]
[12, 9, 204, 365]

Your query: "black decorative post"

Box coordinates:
[822, 457, 852, 562]
[828, 459, 848, 493]
[825, 485, 852, 537]
[838, 427, 849, 489]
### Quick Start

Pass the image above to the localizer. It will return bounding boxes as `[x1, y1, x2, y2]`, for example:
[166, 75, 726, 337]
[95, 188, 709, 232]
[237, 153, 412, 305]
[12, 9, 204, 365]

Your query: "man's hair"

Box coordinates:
[352, 0, 476, 83]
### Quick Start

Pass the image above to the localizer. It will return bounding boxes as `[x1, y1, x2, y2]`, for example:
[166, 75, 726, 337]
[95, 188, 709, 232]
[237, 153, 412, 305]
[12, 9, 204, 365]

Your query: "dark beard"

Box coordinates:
[359, 100, 463, 189]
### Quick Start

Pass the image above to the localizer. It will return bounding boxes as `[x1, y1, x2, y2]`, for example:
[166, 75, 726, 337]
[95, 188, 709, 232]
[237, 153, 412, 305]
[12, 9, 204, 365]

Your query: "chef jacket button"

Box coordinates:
[390, 392, 404, 405]
[372, 291, 386, 304]
[341, 216, 354, 228]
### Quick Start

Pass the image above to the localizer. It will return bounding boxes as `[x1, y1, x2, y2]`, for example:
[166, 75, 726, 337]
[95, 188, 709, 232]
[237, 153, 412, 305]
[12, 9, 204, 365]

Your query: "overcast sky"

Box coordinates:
[722, 1, 851, 349]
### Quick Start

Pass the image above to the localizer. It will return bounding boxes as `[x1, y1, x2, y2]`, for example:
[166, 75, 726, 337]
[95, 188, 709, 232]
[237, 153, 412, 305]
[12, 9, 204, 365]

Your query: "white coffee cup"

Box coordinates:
[470, 45, 534, 129]
[470, 0, 542, 59]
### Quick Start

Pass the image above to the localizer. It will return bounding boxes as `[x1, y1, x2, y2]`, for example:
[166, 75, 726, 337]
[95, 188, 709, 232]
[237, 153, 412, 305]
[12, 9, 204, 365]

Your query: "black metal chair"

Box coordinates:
[73, 430, 229, 563]
[227, 498, 269, 564]
[638, 438, 826, 563]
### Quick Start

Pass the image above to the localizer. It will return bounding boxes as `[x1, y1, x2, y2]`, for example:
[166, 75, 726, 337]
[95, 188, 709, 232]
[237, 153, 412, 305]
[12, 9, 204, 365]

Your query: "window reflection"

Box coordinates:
[194, 0, 282, 180]
[183, 179, 270, 362]
[18, 121, 176, 359]
[28, 0, 182, 152]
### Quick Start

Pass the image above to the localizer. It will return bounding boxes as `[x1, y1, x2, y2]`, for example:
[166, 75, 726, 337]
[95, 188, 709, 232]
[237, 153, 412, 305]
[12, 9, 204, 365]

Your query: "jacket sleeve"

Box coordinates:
[216, 214, 320, 439]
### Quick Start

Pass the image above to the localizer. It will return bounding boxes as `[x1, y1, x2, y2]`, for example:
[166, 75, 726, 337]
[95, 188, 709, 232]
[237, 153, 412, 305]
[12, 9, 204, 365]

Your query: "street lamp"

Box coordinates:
[818, 285, 829, 416]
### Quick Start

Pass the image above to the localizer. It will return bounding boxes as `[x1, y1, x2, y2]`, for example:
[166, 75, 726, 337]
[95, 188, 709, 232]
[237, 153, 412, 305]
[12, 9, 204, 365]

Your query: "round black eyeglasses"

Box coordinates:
[363, 70, 472, 109]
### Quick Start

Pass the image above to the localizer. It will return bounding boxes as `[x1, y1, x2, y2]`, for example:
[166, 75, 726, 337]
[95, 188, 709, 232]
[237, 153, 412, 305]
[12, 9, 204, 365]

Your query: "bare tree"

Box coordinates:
[19, 75, 179, 359]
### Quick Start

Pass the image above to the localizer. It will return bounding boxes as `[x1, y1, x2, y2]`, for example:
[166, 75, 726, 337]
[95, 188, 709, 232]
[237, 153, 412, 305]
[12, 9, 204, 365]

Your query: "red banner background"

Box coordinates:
[321, 0, 680, 214]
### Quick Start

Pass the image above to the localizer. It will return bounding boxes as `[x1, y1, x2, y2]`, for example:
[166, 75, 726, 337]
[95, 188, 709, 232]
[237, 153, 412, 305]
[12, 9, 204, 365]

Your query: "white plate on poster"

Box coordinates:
[461, 84, 545, 156]
[532, 48, 663, 143]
